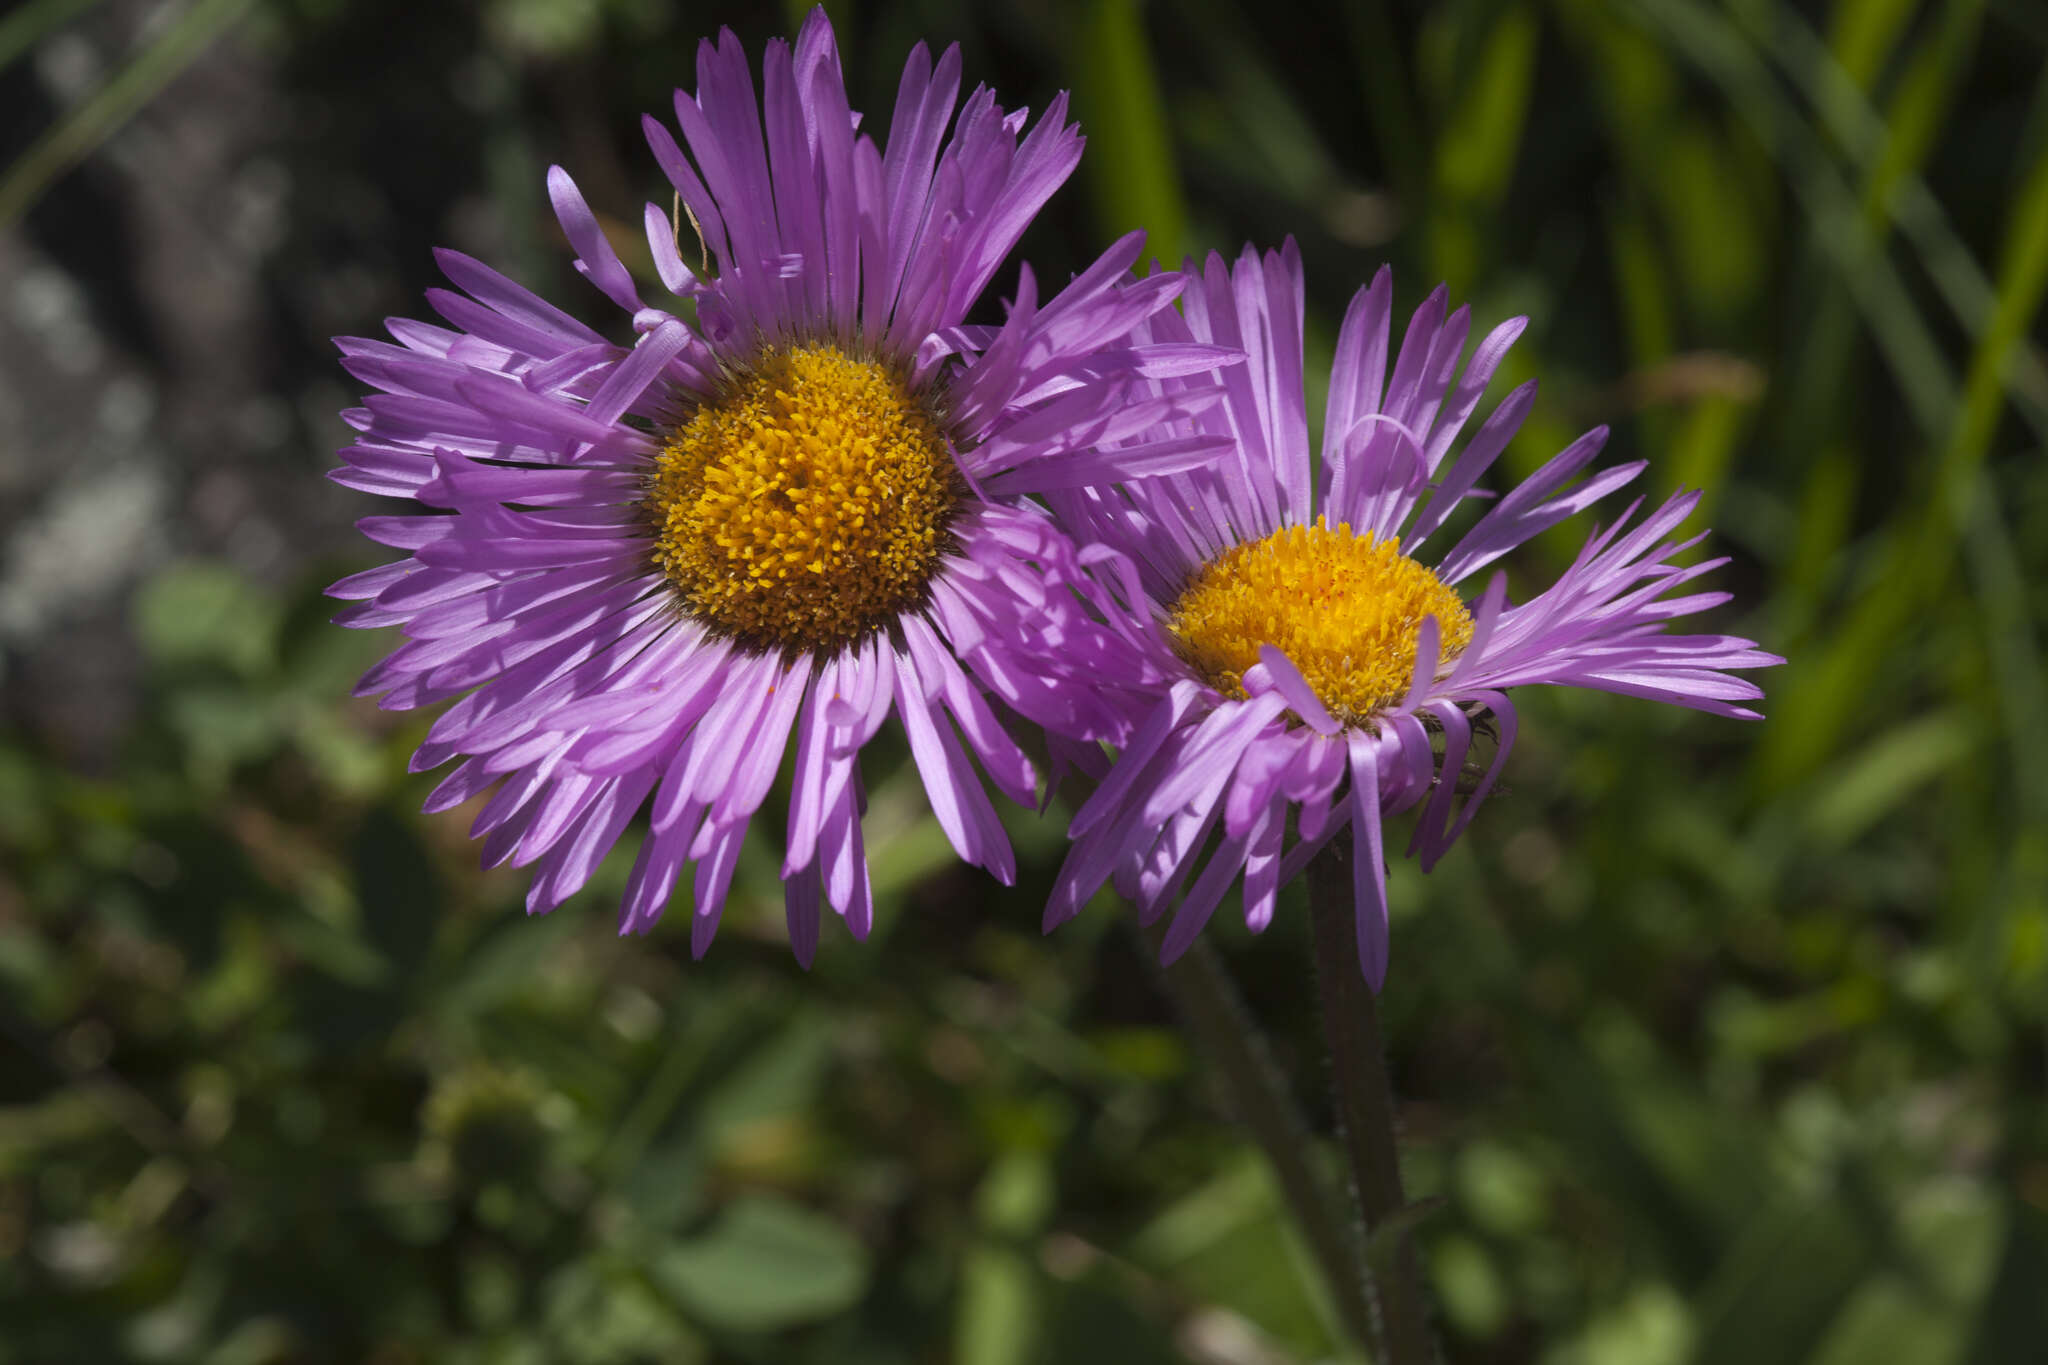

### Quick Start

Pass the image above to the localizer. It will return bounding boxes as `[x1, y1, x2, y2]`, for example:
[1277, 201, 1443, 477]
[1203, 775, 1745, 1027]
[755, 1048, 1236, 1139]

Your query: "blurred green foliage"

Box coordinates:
[4, 0, 2047, 1361]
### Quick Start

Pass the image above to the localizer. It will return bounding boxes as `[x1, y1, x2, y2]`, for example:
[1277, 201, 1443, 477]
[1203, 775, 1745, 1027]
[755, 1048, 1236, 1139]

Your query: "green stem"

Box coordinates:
[1307, 841, 1438, 1365]
[1141, 921, 1379, 1353]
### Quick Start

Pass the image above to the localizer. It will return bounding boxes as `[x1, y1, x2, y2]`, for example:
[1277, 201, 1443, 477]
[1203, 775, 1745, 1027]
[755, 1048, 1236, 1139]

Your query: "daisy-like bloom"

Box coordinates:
[326, 10, 1229, 963]
[1043, 242, 1780, 988]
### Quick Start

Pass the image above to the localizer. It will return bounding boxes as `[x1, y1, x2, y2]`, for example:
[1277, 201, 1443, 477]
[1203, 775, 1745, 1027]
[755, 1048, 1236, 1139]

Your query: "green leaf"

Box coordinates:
[955, 1245, 1038, 1365]
[653, 1195, 870, 1332]
[1127, 1154, 1337, 1356]
[0, 0, 255, 227]
[1431, 3, 1537, 207]
[975, 1150, 1054, 1236]
[694, 1012, 833, 1154]
[1550, 1283, 1693, 1365]
[1690, 1193, 1883, 1365]
[1033, 1279, 1183, 1365]
[352, 806, 443, 985]
[1827, 0, 1921, 89]
[1963, 1201, 2048, 1365]
[1431, 1234, 1507, 1338]
[0, 0, 103, 76]
[1069, 0, 1188, 269]
[132, 563, 278, 679]
[1457, 1142, 1547, 1236]
[1804, 710, 1979, 847]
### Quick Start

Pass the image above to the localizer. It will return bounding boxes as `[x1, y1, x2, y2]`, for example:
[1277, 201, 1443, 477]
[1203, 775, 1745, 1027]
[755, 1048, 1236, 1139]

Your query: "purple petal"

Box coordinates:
[1346, 731, 1391, 991]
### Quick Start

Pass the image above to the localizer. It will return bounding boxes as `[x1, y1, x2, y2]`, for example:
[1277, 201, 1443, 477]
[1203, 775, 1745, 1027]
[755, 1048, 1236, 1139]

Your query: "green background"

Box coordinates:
[2, 0, 2044, 1360]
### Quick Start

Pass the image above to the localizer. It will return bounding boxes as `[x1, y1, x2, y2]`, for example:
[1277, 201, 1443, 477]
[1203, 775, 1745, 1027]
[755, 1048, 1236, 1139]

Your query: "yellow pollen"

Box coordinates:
[645, 344, 960, 653]
[1166, 518, 1474, 722]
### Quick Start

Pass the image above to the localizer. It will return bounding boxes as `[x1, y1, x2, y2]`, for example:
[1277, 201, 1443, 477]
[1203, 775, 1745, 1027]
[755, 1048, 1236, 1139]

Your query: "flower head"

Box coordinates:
[1043, 242, 1780, 988]
[328, 9, 1227, 962]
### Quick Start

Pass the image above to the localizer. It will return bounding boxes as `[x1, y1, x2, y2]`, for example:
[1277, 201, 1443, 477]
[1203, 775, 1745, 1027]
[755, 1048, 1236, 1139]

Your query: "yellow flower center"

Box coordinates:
[645, 345, 961, 653]
[1166, 518, 1474, 722]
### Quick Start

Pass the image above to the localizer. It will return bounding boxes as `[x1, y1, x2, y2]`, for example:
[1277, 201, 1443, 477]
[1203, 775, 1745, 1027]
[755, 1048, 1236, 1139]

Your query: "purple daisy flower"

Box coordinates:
[326, 9, 1228, 963]
[1043, 242, 1781, 988]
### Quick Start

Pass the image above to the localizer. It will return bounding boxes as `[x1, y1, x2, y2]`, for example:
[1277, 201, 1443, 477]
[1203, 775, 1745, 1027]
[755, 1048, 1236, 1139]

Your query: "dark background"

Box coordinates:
[2, 0, 2046, 1360]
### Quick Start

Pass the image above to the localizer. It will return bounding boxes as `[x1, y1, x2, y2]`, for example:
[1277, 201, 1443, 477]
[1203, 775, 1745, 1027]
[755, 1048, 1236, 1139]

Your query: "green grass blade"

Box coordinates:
[1346, 0, 1426, 210]
[1757, 1, 2048, 443]
[0, 0, 102, 75]
[0, 0, 254, 229]
[1826, 0, 1924, 90]
[1772, 133, 2048, 786]
[1070, 0, 1189, 271]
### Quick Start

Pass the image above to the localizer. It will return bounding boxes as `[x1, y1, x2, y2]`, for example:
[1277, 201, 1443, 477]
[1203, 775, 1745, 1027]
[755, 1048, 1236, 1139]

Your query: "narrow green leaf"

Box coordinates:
[1431, 4, 1537, 206]
[1804, 710, 1979, 846]
[1962, 1202, 2048, 1365]
[0, 0, 102, 75]
[352, 806, 442, 985]
[955, 1245, 1038, 1365]
[1772, 133, 2048, 785]
[1069, 0, 1188, 270]
[0, 0, 255, 227]
[1690, 1194, 1882, 1365]
[1826, 0, 1922, 90]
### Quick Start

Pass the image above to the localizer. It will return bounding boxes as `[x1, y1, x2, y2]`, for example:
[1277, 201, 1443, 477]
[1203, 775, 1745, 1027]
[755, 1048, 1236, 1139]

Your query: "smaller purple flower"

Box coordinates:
[1042, 242, 1781, 988]
[327, 10, 1229, 963]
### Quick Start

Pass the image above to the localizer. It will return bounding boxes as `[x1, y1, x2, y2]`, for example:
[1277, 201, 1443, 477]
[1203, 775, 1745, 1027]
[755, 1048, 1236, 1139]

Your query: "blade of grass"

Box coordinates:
[1756, 0, 2048, 442]
[1426, 2, 1539, 292]
[1345, 0, 1427, 211]
[1635, 0, 1956, 429]
[1776, 134, 2048, 786]
[1826, 0, 1922, 90]
[0, 0, 103, 75]
[1182, 8, 1349, 210]
[1431, 3, 1537, 206]
[1957, 480, 2048, 973]
[1070, 0, 1189, 271]
[1627, 0, 2024, 790]
[0, 0, 254, 229]
[1762, 0, 1981, 629]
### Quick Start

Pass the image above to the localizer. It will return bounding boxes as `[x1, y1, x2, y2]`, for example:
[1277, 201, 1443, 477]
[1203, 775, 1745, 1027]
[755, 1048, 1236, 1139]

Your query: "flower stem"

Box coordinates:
[1141, 921, 1379, 1353]
[1306, 840, 1439, 1365]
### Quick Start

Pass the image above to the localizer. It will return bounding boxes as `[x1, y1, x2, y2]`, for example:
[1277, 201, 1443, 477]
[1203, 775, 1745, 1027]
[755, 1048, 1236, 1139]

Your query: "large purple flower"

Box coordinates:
[1043, 242, 1780, 988]
[327, 10, 1226, 962]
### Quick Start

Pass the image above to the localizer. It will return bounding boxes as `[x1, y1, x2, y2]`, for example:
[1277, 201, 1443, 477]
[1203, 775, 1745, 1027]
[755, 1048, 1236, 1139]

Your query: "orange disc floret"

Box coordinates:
[647, 345, 961, 653]
[1166, 518, 1474, 722]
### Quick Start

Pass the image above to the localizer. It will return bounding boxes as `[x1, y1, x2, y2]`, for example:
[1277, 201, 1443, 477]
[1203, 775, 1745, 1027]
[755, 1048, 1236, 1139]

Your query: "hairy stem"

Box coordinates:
[1141, 920, 1378, 1352]
[1306, 840, 1438, 1365]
